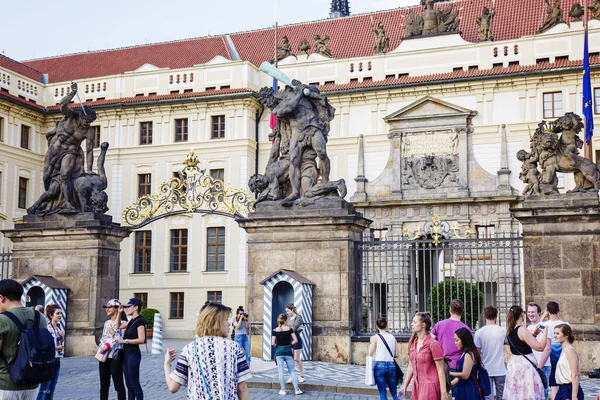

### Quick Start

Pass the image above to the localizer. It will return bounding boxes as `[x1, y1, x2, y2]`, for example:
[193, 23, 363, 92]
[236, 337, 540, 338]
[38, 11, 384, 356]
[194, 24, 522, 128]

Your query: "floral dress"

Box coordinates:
[409, 334, 444, 400]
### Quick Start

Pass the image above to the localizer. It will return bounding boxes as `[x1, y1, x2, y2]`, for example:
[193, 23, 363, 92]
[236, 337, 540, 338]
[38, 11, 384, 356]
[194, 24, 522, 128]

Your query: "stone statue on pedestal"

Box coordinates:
[517, 112, 600, 195]
[372, 21, 390, 54]
[313, 34, 333, 58]
[537, 0, 564, 33]
[588, 0, 600, 19]
[252, 64, 346, 206]
[403, 0, 460, 38]
[271, 36, 293, 63]
[568, 2, 585, 21]
[27, 82, 109, 215]
[476, 6, 496, 41]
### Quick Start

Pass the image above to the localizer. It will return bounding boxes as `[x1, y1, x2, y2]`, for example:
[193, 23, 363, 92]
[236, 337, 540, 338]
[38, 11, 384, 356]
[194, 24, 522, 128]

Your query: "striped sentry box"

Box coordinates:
[21, 275, 69, 332]
[260, 269, 315, 361]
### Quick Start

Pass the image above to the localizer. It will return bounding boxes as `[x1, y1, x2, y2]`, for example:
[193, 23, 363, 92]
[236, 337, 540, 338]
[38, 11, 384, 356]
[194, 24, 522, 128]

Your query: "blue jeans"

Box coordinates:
[37, 359, 60, 400]
[235, 334, 251, 364]
[373, 361, 399, 400]
[124, 351, 143, 400]
[276, 356, 299, 391]
[542, 365, 551, 399]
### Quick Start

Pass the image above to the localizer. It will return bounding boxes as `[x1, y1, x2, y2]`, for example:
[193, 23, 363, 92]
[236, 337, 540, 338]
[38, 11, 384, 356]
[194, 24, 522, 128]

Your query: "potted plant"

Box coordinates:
[140, 308, 159, 338]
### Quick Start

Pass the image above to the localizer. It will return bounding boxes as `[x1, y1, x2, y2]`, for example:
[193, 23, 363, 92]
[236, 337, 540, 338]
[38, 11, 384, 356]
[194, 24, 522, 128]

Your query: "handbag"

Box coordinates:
[365, 356, 376, 386]
[377, 333, 404, 385]
[507, 335, 548, 388]
[429, 342, 452, 392]
[95, 346, 108, 363]
[112, 347, 124, 362]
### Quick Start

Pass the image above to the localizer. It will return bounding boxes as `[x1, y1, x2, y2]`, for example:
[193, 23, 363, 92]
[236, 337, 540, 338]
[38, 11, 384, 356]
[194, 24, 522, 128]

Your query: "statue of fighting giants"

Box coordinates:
[517, 112, 600, 195]
[252, 62, 346, 206]
[28, 82, 109, 215]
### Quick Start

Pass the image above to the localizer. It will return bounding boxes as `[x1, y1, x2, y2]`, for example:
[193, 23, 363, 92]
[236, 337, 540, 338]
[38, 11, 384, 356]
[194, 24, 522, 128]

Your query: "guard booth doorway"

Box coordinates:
[260, 269, 315, 361]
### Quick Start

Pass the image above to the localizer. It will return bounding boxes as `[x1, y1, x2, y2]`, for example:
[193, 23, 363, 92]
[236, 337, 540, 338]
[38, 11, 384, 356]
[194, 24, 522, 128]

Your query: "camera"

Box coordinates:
[243, 312, 248, 318]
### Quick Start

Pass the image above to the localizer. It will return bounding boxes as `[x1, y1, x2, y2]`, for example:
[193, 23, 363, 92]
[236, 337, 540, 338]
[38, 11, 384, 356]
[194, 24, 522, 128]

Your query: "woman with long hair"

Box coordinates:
[553, 324, 584, 400]
[98, 299, 127, 400]
[164, 303, 251, 399]
[272, 313, 303, 395]
[116, 298, 146, 400]
[36, 304, 64, 400]
[369, 317, 400, 400]
[449, 327, 483, 400]
[403, 312, 448, 400]
[504, 305, 547, 400]
[285, 303, 306, 383]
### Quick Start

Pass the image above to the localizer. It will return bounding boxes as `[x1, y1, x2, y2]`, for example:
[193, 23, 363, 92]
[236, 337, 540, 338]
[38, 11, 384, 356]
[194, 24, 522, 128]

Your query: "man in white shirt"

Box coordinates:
[474, 305, 506, 400]
[542, 301, 569, 400]
[527, 302, 551, 400]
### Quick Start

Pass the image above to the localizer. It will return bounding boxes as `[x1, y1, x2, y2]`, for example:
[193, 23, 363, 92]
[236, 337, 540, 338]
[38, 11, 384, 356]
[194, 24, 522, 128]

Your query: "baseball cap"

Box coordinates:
[103, 299, 121, 308]
[125, 298, 143, 308]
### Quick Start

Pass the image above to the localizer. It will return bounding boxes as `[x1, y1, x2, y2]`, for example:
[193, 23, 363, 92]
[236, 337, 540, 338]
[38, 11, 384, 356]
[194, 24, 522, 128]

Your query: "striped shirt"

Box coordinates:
[170, 336, 250, 399]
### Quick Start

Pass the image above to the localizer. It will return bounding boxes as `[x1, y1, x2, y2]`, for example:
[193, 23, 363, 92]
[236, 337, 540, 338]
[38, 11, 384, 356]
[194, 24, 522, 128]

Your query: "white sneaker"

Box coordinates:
[279, 389, 286, 395]
[295, 389, 303, 395]
[298, 376, 305, 383]
[286, 377, 292, 383]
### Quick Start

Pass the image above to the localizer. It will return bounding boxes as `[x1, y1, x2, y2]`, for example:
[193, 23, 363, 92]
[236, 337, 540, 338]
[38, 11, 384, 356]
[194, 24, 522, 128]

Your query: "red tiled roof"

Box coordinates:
[44, 88, 254, 112]
[319, 54, 600, 92]
[0, 90, 44, 110]
[231, 0, 584, 65]
[0, 54, 43, 81]
[23, 37, 231, 83]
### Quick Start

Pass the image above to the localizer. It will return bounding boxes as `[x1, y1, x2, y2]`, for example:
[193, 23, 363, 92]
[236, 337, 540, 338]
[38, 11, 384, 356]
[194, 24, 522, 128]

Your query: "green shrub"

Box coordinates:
[426, 279, 484, 330]
[140, 308, 160, 329]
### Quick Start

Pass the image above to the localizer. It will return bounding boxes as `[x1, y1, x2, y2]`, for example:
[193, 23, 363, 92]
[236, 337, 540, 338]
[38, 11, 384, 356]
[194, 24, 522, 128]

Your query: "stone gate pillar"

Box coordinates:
[237, 199, 371, 363]
[512, 193, 600, 371]
[3, 213, 130, 356]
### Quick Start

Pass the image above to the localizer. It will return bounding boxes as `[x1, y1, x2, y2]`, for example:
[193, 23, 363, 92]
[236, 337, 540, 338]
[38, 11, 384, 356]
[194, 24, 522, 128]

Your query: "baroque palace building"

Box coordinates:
[0, 0, 599, 338]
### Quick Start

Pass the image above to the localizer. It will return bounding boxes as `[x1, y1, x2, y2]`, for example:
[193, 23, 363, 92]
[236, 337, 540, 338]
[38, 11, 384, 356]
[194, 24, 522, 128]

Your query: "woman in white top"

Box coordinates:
[369, 317, 401, 400]
[553, 324, 584, 400]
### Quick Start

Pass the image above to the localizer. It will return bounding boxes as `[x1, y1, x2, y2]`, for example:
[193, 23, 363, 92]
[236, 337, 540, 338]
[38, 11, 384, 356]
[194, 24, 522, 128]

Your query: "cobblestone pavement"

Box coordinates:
[54, 351, 600, 399]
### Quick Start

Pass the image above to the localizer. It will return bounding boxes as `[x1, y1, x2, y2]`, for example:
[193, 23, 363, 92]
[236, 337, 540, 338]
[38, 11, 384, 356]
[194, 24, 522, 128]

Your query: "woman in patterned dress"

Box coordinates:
[504, 305, 547, 400]
[164, 303, 251, 399]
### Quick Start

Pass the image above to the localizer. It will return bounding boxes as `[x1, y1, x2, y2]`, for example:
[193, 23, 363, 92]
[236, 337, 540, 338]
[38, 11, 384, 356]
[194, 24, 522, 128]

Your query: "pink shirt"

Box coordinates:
[409, 334, 444, 400]
[431, 318, 471, 369]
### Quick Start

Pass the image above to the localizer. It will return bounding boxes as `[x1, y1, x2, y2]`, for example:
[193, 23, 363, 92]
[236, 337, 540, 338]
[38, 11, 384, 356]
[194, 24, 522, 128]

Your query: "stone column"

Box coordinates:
[237, 199, 371, 363]
[3, 213, 130, 356]
[512, 193, 600, 369]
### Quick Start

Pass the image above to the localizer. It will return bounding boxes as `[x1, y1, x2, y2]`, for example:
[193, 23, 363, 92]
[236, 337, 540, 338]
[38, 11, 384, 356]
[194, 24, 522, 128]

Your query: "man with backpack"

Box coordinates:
[0, 279, 51, 399]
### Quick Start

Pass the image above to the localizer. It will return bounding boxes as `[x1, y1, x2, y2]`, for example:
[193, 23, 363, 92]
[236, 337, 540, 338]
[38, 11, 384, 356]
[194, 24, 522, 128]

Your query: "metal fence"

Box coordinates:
[355, 232, 523, 335]
[0, 249, 12, 280]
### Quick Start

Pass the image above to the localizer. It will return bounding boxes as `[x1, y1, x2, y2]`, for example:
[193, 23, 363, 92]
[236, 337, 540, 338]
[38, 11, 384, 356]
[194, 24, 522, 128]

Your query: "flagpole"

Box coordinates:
[274, 0, 279, 68]
[583, 0, 594, 160]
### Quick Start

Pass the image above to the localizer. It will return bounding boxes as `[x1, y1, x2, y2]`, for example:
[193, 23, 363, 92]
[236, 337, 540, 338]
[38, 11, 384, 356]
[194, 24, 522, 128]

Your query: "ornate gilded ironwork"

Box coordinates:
[122, 151, 255, 229]
[403, 215, 472, 245]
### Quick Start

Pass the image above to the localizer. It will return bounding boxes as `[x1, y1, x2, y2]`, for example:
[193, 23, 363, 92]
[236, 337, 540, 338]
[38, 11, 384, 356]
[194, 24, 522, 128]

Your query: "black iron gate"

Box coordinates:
[0, 249, 12, 280]
[355, 218, 523, 334]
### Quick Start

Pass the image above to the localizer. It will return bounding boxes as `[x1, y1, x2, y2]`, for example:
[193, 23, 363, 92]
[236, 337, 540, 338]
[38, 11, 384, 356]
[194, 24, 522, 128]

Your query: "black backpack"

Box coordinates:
[0, 311, 55, 385]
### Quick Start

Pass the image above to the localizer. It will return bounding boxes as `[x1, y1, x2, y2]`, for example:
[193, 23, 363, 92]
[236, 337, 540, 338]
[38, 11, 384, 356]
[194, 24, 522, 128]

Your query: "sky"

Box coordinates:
[1, 0, 420, 62]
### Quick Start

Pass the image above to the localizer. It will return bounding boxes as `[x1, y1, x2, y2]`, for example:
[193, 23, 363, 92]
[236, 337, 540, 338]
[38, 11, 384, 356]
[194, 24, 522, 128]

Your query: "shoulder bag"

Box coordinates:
[377, 333, 404, 385]
[507, 334, 548, 388]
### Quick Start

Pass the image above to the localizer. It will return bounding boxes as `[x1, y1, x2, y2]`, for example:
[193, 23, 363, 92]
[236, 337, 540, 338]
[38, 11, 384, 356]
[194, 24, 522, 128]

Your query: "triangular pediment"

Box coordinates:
[384, 96, 476, 122]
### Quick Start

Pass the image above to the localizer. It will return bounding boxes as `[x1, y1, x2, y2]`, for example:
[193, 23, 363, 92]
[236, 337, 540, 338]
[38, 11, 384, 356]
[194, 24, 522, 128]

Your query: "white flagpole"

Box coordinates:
[275, 0, 279, 68]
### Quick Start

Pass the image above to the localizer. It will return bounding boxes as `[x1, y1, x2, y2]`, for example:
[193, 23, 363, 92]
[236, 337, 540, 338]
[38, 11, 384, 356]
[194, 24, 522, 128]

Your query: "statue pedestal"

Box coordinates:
[512, 193, 600, 370]
[237, 199, 371, 363]
[3, 213, 130, 356]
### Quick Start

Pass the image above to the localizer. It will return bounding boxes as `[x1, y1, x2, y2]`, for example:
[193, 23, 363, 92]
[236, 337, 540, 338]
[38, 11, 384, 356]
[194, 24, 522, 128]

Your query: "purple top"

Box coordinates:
[431, 318, 471, 369]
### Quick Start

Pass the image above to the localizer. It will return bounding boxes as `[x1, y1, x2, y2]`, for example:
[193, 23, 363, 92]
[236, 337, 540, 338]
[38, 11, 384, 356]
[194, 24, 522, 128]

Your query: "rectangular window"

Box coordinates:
[206, 227, 225, 271]
[543, 92, 562, 118]
[170, 292, 184, 319]
[138, 174, 151, 197]
[596, 150, 600, 164]
[369, 228, 388, 241]
[18, 177, 28, 209]
[209, 168, 224, 181]
[134, 231, 152, 273]
[207, 291, 222, 304]
[20, 125, 30, 149]
[92, 126, 101, 148]
[476, 225, 495, 239]
[594, 88, 600, 114]
[211, 115, 225, 139]
[170, 229, 188, 272]
[0, 117, 4, 142]
[134, 293, 148, 309]
[140, 122, 153, 145]
[174, 118, 188, 142]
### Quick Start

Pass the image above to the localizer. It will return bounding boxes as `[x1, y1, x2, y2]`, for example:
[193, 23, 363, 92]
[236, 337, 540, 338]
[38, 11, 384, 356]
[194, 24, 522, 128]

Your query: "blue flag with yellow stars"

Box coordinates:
[583, 23, 594, 144]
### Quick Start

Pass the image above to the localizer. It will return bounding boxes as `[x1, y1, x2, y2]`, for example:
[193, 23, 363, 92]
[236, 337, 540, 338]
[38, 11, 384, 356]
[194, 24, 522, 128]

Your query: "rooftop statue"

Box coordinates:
[252, 63, 346, 207]
[589, 0, 600, 20]
[537, 0, 564, 34]
[476, 6, 496, 41]
[313, 34, 333, 58]
[517, 113, 600, 195]
[403, 0, 461, 38]
[27, 82, 108, 215]
[372, 21, 390, 54]
[298, 39, 311, 54]
[271, 36, 294, 63]
[568, 2, 585, 20]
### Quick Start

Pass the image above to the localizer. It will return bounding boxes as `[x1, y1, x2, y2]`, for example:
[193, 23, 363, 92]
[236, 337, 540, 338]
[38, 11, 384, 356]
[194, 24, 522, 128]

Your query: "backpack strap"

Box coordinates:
[1, 311, 26, 331]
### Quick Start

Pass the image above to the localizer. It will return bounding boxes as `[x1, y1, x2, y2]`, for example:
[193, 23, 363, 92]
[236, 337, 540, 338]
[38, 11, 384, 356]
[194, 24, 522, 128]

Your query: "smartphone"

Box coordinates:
[539, 325, 546, 329]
